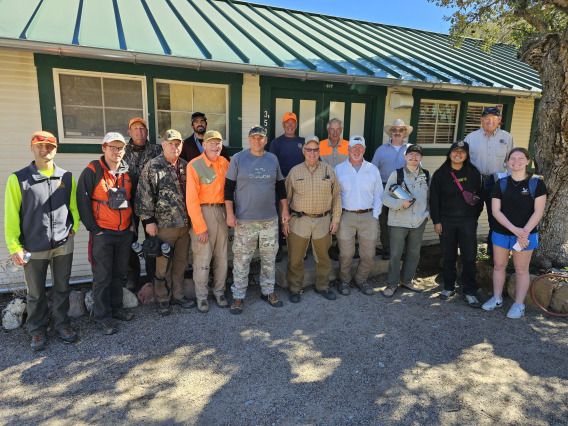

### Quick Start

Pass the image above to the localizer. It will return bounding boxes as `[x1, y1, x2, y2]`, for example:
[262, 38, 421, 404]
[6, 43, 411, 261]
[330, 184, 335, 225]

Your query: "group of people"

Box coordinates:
[5, 107, 547, 352]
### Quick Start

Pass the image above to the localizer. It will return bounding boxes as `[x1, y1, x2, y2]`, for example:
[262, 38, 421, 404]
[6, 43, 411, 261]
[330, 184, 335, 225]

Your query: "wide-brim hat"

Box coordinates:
[384, 119, 413, 136]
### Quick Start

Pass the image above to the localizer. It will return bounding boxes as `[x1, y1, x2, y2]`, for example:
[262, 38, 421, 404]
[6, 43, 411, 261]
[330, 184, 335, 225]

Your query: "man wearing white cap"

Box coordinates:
[371, 119, 413, 260]
[334, 136, 383, 296]
[77, 132, 135, 335]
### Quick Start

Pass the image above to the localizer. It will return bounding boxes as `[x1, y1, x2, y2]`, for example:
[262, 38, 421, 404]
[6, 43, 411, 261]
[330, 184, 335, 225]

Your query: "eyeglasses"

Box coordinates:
[391, 128, 407, 134]
[32, 135, 57, 144]
[406, 153, 422, 158]
[105, 145, 125, 152]
[304, 148, 319, 153]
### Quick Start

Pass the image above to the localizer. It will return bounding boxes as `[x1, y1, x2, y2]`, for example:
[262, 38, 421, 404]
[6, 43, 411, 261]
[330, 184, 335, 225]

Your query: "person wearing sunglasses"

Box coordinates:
[371, 119, 414, 260]
[4, 132, 80, 351]
[77, 132, 135, 335]
[430, 141, 485, 308]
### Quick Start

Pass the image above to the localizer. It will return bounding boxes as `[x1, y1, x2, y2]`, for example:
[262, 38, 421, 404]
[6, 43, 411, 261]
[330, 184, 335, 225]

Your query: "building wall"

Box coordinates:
[383, 87, 414, 144]
[241, 74, 261, 149]
[509, 97, 535, 150]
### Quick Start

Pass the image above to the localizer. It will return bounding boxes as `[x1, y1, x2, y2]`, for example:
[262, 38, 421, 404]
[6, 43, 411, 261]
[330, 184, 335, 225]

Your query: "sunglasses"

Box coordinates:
[32, 135, 57, 144]
[391, 128, 407, 133]
[304, 147, 319, 153]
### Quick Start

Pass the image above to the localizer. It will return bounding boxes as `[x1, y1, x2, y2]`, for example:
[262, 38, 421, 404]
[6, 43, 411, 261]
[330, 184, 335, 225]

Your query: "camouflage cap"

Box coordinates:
[164, 129, 182, 142]
[204, 130, 223, 143]
[248, 125, 267, 138]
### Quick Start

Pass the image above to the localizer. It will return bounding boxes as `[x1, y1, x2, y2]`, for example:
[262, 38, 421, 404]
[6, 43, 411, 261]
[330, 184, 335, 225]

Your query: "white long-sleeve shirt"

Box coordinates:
[334, 160, 383, 218]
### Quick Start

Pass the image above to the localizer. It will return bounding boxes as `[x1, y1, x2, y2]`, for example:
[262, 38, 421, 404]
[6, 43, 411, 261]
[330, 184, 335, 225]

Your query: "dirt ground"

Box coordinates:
[1, 245, 567, 425]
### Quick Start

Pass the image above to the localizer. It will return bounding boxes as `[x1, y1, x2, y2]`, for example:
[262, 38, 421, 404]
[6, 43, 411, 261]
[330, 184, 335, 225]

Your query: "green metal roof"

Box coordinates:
[0, 0, 541, 93]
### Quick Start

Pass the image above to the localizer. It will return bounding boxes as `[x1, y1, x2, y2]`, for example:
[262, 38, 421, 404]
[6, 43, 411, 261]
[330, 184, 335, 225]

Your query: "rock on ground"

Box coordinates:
[137, 283, 155, 305]
[67, 290, 86, 317]
[122, 288, 139, 308]
[84, 290, 94, 313]
[551, 283, 568, 314]
[508, 274, 553, 307]
[2, 298, 26, 330]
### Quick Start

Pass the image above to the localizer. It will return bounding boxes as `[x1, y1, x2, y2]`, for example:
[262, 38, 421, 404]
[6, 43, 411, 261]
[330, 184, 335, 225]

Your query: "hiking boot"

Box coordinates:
[482, 297, 503, 311]
[197, 299, 209, 313]
[355, 281, 373, 296]
[261, 293, 283, 307]
[98, 320, 117, 335]
[289, 291, 301, 304]
[315, 288, 336, 300]
[58, 327, 78, 343]
[337, 281, 351, 296]
[465, 294, 482, 308]
[112, 308, 134, 321]
[171, 296, 197, 309]
[214, 294, 228, 308]
[230, 298, 244, 315]
[507, 303, 525, 319]
[157, 301, 171, 316]
[30, 333, 46, 351]
[439, 290, 454, 300]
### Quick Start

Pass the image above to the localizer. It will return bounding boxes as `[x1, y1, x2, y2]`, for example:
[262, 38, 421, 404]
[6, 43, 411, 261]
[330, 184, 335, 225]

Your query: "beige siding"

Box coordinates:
[241, 74, 260, 150]
[509, 97, 535, 150]
[383, 87, 413, 144]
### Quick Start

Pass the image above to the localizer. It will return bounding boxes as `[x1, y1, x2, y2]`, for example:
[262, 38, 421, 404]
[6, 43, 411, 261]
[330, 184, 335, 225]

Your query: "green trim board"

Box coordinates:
[34, 53, 243, 152]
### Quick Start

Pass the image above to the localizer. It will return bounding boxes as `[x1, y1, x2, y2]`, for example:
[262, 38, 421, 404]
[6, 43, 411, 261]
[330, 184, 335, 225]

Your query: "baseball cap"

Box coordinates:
[129, 117, 147, 129]
[102, 132, 126, 145]
[283, 112, 297, 122]
[304, 134, 319, 144]
[191, 112, 207, 123]
[249, 126, 267, 137]
[204, 130, 223, 143]
[164, 129, 182, 142]
[348, 135, 365, 148]
[405, 144, 423, 155]
[482, 106, 501, 117]
[31, 131, 57, 147]
[449, 140, 469, 153]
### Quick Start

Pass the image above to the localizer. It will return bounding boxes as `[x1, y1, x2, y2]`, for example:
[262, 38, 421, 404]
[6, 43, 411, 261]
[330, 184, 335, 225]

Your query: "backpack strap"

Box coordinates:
[423, 168, 430, 186]
[396, 168, 404, 186]
[529, 174, 542, 200]
[500, 176, 507, 195]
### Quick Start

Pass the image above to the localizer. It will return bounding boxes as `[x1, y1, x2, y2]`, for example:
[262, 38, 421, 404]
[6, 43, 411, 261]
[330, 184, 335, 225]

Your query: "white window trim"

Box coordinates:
[153, 79, 229, 144]
[53, 69, 148, 144]
[417, 99, 460, 145]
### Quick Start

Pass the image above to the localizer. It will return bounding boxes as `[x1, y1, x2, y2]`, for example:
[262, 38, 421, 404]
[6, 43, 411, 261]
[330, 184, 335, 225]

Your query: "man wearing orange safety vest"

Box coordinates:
[320, 118, 349, 168]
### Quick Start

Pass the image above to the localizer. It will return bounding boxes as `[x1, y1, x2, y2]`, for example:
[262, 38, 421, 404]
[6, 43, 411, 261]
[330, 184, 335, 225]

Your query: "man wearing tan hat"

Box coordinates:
[136, 129, 193, 317]
[371, 119, 413, 260]
[284, 135, 342, 303]
[123, 117, 162, 290]
[78, 132, 135, 335]
[5, 131, 80, 350]
[186, 130, 230, 313]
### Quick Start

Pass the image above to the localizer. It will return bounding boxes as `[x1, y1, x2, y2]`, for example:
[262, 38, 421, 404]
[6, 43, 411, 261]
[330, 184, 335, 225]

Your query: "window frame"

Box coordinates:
[153, 78, 229, 143]
[53, 68, 148, 145]
[415, 99, 460, 146]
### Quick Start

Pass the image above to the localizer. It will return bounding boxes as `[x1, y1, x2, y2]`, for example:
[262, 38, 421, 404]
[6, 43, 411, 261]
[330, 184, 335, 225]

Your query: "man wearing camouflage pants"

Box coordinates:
[225, 126, 290, 314]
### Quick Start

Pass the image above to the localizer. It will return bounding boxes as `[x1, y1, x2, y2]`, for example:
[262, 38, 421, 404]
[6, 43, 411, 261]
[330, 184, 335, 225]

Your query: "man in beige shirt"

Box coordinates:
[283, 135, 342, 303]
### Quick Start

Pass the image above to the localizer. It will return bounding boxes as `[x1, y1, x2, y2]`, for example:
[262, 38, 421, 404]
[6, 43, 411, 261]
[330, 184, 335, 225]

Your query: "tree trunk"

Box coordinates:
[519, 28, 568, 268]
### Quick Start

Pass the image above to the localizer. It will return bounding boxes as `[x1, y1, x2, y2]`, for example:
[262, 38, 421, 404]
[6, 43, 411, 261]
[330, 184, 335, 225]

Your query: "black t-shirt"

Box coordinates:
[491, 176, 548, 235]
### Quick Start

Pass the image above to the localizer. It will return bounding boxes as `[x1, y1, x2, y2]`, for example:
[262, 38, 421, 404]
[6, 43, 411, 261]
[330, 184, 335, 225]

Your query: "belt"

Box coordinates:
[291, 210, 330, 219]
[200, 203, 225, 207]
[342, 208, 373, 214]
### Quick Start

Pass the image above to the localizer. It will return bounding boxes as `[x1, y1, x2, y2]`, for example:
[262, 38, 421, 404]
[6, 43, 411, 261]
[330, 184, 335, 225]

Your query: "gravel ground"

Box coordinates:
[1, 245, 567, 425]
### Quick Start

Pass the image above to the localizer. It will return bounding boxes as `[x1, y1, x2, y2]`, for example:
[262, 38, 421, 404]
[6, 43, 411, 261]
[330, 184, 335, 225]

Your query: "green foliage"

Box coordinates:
[428, 0, 568, 51]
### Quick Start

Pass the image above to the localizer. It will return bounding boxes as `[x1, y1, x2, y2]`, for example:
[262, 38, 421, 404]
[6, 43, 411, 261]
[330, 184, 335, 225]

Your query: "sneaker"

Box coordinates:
[98, 320, 117, 335]
[465, 294, 482, 308]
[157, 301, 171, 316]
[58, 327, 78, 343]
[355, 281, 373, 296]
[197, 299, 209, 313]
[261, 293, 283, 307]
[439, 290, 454, 300]
[30, 333, 46, 351]
[315, 288, 337, 300]
[112, 308, 134, 321]
[289, 291, 301, 304]
[230, 298, 244, 315]
[214, 294, 228, 308]
[337, 281, 351, 296]
[171, 296, 197, 309]
[507, 303, 525, 319]
[482, 297, 503, 311]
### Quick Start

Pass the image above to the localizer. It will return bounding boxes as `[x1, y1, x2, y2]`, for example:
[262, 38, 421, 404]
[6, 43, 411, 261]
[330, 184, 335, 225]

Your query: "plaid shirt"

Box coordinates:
[285, 161, 342, 223]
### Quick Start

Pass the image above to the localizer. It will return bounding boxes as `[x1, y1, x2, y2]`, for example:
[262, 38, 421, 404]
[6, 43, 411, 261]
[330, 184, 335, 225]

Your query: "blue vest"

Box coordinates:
[14, 162, 74, 252]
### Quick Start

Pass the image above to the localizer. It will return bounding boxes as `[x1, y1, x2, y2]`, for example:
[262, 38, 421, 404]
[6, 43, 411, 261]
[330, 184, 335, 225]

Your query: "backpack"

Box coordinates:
[499, 174, 542, 199]
[396, 167, 430, 186]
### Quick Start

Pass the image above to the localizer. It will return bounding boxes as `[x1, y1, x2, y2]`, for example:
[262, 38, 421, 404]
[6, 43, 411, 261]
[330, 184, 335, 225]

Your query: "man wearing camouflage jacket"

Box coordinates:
[135, 129, 194, 316]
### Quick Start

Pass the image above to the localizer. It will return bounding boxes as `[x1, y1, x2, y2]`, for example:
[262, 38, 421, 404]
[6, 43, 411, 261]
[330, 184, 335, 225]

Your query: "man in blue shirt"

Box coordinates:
[269, 112, 305, 177]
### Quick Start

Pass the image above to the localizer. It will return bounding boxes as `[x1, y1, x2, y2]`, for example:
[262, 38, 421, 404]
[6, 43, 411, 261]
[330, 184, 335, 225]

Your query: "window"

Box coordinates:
[155, 80, 228, 142]
[416, 100, 459, 144]
[54, 70, 146, 143]
[464, 104, 502, 137]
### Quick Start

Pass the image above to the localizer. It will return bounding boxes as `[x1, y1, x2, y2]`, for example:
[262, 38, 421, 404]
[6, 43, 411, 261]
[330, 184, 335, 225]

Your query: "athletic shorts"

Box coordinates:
[492, 231, 538, 251]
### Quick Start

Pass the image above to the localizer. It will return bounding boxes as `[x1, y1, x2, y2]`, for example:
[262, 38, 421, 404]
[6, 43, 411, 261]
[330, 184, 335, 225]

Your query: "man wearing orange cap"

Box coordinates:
[123, 117, 162, 290]
[269, 112, 305, 177]
[4, 132, 80, 351]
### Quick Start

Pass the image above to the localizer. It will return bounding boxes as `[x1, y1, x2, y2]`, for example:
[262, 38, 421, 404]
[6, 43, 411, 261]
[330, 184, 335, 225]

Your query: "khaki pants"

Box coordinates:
[154, 226, 190, 303]
[337, 211, 378, 284]
[191, 205, 228, 301]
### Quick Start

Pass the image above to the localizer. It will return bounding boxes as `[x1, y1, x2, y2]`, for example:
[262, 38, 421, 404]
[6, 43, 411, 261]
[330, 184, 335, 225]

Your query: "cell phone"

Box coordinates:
[512, 242, 522, 252]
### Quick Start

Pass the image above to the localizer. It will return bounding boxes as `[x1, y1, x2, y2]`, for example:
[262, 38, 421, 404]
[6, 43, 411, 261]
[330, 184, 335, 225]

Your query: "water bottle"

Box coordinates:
[7, 252, 31, 273]
[132, 241, 143, 257]
[161, 243, 172, 259]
